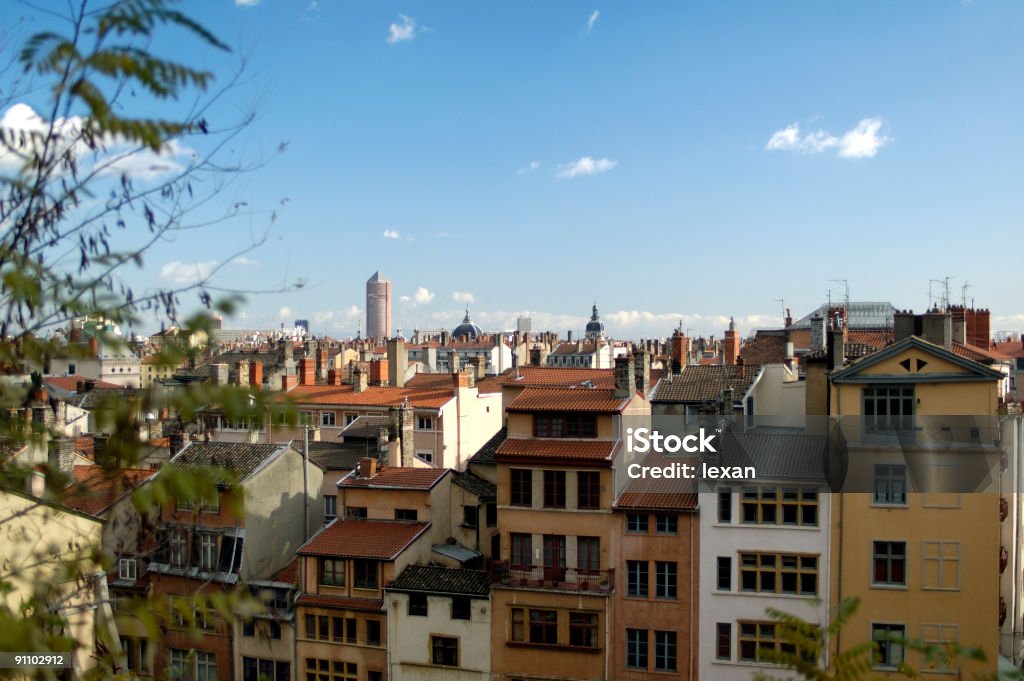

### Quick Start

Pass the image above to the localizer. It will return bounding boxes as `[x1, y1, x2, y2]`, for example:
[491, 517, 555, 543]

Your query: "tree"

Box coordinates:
[0, 2, 294, 678]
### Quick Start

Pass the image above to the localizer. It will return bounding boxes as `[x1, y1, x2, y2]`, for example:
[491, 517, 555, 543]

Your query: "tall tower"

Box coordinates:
[365, 271, 391, 340]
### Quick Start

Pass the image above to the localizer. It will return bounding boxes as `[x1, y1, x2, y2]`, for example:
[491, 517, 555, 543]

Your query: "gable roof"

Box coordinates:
[451, 470, 496, 500]
[506, 387, 630, 413]
[739, 333, 788, 367]
[283, 384, 453, 409]
[496, 367, 616, 389]
[495, 438, 617, 465]
[63, 466, 157, 516]
[338, 467, 449, 490]
[468, 426, 506, 466]
[339, 415, 391, 440]
[791, 302, 896, 329]
[170, 441, 289, 483]
[290, 440, 367, 471]
[43, 375, 122, 394]
[652, 365, 761, 403]
[830, 336, 1005, 384]
[388, 565, 490, 596]
[615, 452, 698, 511]
[297, 519, 430, 559]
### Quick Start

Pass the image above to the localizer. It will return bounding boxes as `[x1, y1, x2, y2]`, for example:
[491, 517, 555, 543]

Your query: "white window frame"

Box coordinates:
[324, 495, 337, 522]
[921, 541, 960, 591]
[118, 557, 138, 581]
[344, 412, 358, 426]
[200, 533, 217, 571]
[415, 450, 433, 464]
[321, 411, 336, 427]
[416, 415, 434, 431]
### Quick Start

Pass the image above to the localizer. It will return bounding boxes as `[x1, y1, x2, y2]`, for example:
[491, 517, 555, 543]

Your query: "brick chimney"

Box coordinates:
[327, 369, 343, 386]
[670, 330, 687, 373]
[387, 338, 407, 387]
[317, 347, 329, 381]
[369, 359, 388, 385]
[453, 370, 470, 390]
[249, 360, 263, 387]
[353, 366, 368, 393]
[88, 336, 99, 357]
[298, 357, 315, 386]
[614, 354, 636, 399]
[357, 456, 378, 478]
[281, 374, 297, 391]
[633, 349, 650, 395]
[723, 318, 740, 366]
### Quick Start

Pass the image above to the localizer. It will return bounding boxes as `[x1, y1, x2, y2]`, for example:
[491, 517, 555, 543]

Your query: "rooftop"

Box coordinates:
[170, 441, 288, 483]
[283, 384, 453, 409]
[496, 366, 616, 389]
[495, 438, 617, 465]
[338, 467, 448, 491]
[63, 466, 157, 516]
[652, 365, 761, 403]
[451, 470, 497, 500]
[388, 565, 490, 596]
[298, 519, 429, 559]
[790, 301, 897, 330]
[506, 387, 630, 413]
[467, 426, 507, 466]
[290, 440, 367, 471]
[616, 452, 698, 511]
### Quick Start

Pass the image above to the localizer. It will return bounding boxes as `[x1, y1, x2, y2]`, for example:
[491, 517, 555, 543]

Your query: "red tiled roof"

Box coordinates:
[496, 367, 616, 389]
[338, 467, 448, 490]
[847, 329, 894, 349]
[63, 466, 156, 516]
[475, 376, 503, 394]
[739, 335, 788, 367]
[495, 438, 616, 464]
[615, 453, 698, 511]
[951, 342, 1000, 363]
[404, 373, 457, 389]
[551, 341, 602, 356]
[507, 387, 629, 413]
[991, 340, 1024, 359]
[296, 594, 384, 612]
[43, 375, 122, 392]
[298, 519, 430, 559]
[283, 384, 453, 409]
[273, 558, 298, 585]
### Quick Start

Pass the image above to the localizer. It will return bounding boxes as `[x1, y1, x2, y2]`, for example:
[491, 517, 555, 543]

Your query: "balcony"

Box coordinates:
[490, 562, 613, 593]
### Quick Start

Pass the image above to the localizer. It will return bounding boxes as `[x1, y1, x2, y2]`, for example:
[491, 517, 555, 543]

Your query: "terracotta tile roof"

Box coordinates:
[388, 565, 490, 596]
[494, 438, 616, 465]
[739, 334, 788, 367]
[474, 375, 504, 394]
[846, 329, 894, 349]
[697, 356, 722, 366]
[273, 558, 298, 585]
[404, 373, 457, 389]
[338, 467, 448, 490]
[507, 387, 629, 413]
[468, 427, 506, 466]
[653, 365, 760, 403]
[496, 367, 616, 389]
[43, 375, 122, 393]
[550, 341, 602, 356]
[63, 466, 156, 516]
[296, 594, 384, 612]
[616, 453, 698, 511]
[283, 384, 453, 409]
[951, 342, 1000, 363]
[990, 339, 1024, 359]
[298, 519, 430, 559]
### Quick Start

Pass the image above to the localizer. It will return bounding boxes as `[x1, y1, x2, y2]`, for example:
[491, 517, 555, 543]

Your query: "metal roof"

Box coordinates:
[791, 301, 896, 329]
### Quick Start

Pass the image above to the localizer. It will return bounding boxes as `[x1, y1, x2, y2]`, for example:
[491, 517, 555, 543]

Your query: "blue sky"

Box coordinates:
[2, 1, 1023, 339]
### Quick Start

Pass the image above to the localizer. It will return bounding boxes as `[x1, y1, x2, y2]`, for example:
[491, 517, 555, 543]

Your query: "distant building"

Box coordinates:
[585, 303, 606, 341]
[295, 319, 310, 335]
[452, 307, 484, 341]
[366, 272, 392, 340]
[516, 316, 532, 335]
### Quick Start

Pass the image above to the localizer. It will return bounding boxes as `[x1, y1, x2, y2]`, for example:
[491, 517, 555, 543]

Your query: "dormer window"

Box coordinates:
[534, 413, 597, 438]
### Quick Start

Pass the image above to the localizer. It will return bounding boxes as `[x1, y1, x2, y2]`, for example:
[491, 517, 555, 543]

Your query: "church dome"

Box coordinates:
[585, 303, 605, 337]
[453, 307, 483, 339]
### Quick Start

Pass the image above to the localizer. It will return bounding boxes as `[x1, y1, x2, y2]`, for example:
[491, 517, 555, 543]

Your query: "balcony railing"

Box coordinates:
[490, 562, 613, 593]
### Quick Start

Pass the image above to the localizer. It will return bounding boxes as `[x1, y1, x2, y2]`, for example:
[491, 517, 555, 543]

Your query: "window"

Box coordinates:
[569, 612, 598, 648]
[304, 658, 327, 681]
[654, 631, 677, 672]
[269, 621, 281, 639]
[354, 560, 378, 589]
[510, 607, 558, 645]
[462, 505, 478, 528]
[863, 385, 914, 433]
[874, 464, 908, 505]
[921, 624, 958, 673]
[324, 495, 337, 522]
[655, 514, 678, 534]
[395, 508, 418, 521]
[417, 416, 433, 430]
[451, 596, 471, 621]
[873, 541, 907, 586]
[486, 503, 497, 527]
[717, 623, 732, 660]
[242, 658, 289, 681]
[872, 623, 906, 669]
[655, 561, 677, 599]
[626, 629, 648, 669]
[343, 413, 358, 426]
[577, 536, 600, 572]
[742, 487, 818, 526]
[169, 649, 189, 680]
[118, 558, 137, 581]
[510, 469, 532, 506]
[200, 533, 217, 570]
[299, 410, 315, 425]
[718, 489, 733, 522]
[717, 556, 732, 591]
[740, 553, 818, 595]
[243, 619, 255, 637]
[626, 513, 648, 533]
[305, 614, 328, 641]
[347, 506, 367, 519]
[68, 362, 76, 374]
[344, 617, 357, 643]
[415, 450, 433, 464]
[408, 593, 428, 616]
[922, 541, 960, 590]
[366, 619, 382, 646]
[577, 471, 600, 509]
[627, 560, 649, 597]
[170, 529, 187, 567]
[368, 672, 382, 681]
[431, 636, 458, 666]
[534, 413, 597, 438]
[543, 535, 566, 577]
[739, 621, 790, 662]
[195, 652, 216, 681]
[543, 470, 566, 508]
[320, 411, 336, 427]
[320, 559, 345, 587]
[510, 533, 532, 568]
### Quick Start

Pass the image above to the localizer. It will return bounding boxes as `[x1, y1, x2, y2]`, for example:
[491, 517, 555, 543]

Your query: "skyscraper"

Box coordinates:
[365, 271, 391, 340]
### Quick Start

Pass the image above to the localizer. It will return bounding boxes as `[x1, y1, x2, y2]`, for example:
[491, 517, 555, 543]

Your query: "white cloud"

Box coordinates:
[313, 310, 334, 324]
[766, 117, 891, 158]
[278, 307, 292, 321]
[557, 156, 618, 179]
[387, 15, 419, 44]
[436, 231, 449, 238]
[235, 0, 259, 5]
[586, 10, 600, 33]
[383, 229, 401, 239]
[453, 291, 475, 304]
[400, 295, 411, 303]
[414, 287, 434, 304]
[159, 260, 217, 285]
[517, 160, 540, 175]
[233, 256, 260, 267]
[837, 117, 891, 159]
[345, 305, 361, 319]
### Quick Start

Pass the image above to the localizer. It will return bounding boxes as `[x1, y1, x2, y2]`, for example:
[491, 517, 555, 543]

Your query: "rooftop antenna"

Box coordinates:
[829, 279, 849, 316]
[775, 298, 786, 325]
[929, 277, 953, 312]
[960, 281, 971, 309]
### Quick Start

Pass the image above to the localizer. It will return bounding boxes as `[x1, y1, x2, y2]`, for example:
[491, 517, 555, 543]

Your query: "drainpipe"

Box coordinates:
[303, 426, 310, 542]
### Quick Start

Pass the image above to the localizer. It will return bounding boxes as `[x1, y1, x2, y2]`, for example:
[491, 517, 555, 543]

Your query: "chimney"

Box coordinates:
[298, 358, 315, 386]
[357, 456, 378, 479]
[784, 342, 795, 370]
[827, 325, 847, 371]
[453, 370, 470, 390]
[893, 310, 915, 342]
[723, 318, 740, 366]
[470, 355, 486, 380]
[387, 338, 407, 388]
[530, 347, 543, 367]
[249, 360, 263, 387]
[950, 306, 967, 346]
[810, 314, 826, 352]
[369, 359, 388, 385]
[236, 361, 250, 387]
[784, 307, 793, 328]
[212, 363, 229, 386]
[317, 347, 329, 381]
[27, 465, 46, 499]
[921, 310, 952, 350]
[281, 373, 298, 391]
[670, 331, 687, 374]
[448, 351, 461, 375]
[353, 366, 368, 393]
[614, 355, 636, 399]
[567, 330, 573, 343]
[327, 369, 343, 386]
[394, 402, 415, 467]
[88, 336, 99, 357]
[633, 350, 651, 396]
